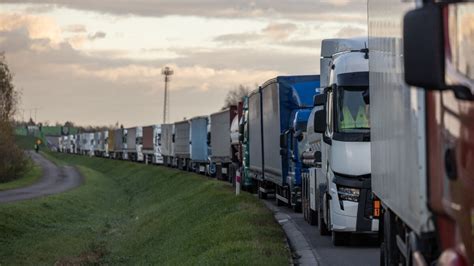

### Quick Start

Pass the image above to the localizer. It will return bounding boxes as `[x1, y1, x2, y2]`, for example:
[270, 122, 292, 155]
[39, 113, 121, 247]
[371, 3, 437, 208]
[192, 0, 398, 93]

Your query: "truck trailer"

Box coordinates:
[189, 116, 209, 173]
[142, 125, 163, 164]
[369, 1, 473, 265]
[113, 128, 127, 160]
[107, 129, 114, 159]
[126, 127, 144, 162]
[161, 124, 175, 167]
[174, 120, 191, 170]
[93, 131, 102, 157]
[209, 107, 237, 180]
[248, 76, 320, 212]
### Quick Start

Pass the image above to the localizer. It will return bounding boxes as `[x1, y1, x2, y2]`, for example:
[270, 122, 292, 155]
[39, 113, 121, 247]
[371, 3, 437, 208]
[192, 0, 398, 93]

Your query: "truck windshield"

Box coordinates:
[335, 86, 370, 133]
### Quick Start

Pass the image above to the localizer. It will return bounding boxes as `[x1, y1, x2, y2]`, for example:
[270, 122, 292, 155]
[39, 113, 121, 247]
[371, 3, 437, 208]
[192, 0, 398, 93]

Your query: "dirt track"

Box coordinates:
[0, 152, 83, 203]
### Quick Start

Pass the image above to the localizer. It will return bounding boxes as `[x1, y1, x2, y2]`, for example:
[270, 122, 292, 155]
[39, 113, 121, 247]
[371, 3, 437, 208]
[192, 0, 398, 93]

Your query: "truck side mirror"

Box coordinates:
[313, 110, 326, 134]
[207, 132, 211, 145]
[238, 123, 244, 135]
[172, 134, 175, 143]
[403, 4, 473, 100]
[313, 94, 326, 107]
[280, 133, 288, 149]
[403, 4, 444, 90]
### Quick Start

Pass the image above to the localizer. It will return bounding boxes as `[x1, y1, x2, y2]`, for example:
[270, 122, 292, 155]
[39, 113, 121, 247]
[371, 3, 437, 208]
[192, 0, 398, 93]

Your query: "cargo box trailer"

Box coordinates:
[209, 107, 237, 180]
[248, 89, 263, 186]
[94, 131, 102, 157]
[249, 76, 320, 212]
[102, 130, 109, 158]
[142, 125, 163, 164]
[189, 116, 209, 173]
[369, 1, 473, 265]
[71, 134, 78, 154]
[113, 128, 127, 160]
[161, 124, 175, 167]
[80, 133, 94, 156]
[126, 127, 143, 162]
[107, 129, 115, 158]
[174, 120, 191, 170]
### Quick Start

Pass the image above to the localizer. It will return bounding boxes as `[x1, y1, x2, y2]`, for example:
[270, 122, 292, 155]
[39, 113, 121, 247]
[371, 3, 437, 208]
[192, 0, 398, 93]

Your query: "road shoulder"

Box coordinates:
[263, 200, 319, 266]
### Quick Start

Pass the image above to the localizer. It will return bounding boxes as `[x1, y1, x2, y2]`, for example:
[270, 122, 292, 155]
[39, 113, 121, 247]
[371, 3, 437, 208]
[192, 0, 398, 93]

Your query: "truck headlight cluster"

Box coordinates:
[337, 186, 360, 202]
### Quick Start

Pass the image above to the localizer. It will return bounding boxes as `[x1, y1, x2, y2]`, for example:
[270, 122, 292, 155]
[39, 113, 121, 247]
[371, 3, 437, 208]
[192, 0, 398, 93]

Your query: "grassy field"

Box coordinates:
[0, 162, 41, 191]
[0, 153, 290, 265]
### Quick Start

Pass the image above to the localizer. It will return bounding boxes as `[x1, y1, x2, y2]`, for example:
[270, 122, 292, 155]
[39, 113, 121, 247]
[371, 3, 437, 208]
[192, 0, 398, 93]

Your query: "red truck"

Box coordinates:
[369, 1, 473, 265]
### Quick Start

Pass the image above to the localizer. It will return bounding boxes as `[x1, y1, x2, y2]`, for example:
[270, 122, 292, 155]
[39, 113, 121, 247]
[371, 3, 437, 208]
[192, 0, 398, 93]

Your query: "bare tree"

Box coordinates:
[222, 85, 250, 109]
[0, 53, 18, 122]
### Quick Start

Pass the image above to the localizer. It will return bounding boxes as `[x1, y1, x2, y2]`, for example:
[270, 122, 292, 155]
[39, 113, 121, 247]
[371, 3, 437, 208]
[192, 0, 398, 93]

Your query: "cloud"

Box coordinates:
[88, 31, 106, 40]
[1, 0, 368, 21]
[214, 22, 298, 45]
[0, 16, 285, 126]
[0, 13, 62, 45]
[63, 24, 87, 33]
[336, 25, 366, 38]
[213, 32, 261, 44]
[262, 22, 297, 40]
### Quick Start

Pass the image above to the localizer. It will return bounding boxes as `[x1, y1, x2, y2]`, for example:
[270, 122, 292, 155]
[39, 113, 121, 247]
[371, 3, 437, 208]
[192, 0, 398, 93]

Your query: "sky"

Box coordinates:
[0, 0, 367, 127]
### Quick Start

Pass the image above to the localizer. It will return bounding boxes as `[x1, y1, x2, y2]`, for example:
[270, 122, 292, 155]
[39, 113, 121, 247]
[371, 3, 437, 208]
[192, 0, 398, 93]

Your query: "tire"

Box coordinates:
[309, 209, 318, 226]
[318, 194, 330, 236]
[383, 209, 401, 266]
[319, 207, 330, 236]
[292, 202, 302, 213]
[332, 231, 347, 246]
[258, 184, 267, 199]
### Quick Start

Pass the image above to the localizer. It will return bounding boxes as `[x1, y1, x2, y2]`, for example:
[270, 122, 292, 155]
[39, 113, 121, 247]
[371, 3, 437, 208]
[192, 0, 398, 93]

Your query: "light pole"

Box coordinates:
[162, 66, 174, 124]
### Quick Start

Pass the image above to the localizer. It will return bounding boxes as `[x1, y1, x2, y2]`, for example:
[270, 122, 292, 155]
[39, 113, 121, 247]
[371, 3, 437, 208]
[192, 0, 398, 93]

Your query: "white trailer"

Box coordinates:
[161, 124, 175, 167]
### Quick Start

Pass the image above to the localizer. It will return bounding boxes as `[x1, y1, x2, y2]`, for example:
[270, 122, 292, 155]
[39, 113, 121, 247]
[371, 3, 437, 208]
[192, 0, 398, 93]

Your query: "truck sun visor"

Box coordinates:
[337, 72, 369, 87]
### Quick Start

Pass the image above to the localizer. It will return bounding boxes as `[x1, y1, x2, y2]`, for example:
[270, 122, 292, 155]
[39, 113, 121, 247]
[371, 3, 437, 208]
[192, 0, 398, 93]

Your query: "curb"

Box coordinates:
[263, 200, 319, 266]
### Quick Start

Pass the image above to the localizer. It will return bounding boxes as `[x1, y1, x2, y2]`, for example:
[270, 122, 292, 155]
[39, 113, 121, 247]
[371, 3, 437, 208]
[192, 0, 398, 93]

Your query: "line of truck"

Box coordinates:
[56, 1, 473, 265]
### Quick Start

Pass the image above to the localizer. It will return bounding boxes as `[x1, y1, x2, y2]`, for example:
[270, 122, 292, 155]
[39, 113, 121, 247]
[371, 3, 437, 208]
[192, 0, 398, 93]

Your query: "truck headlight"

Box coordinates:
[337, 186, 360, 202]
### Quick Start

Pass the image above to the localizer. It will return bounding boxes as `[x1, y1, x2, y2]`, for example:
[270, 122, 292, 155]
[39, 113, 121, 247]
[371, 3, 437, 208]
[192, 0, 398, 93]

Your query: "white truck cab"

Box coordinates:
[312, 38, 378, 245]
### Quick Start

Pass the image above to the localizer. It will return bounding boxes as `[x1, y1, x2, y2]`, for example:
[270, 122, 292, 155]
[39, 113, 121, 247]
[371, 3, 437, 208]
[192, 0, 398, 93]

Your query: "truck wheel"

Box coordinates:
[292, 202, 302, 213]
[383, 209, 400, 266]
[332, 231, 347, 246]
[309, 209, 318, 226]
[319, 208, 330, 236]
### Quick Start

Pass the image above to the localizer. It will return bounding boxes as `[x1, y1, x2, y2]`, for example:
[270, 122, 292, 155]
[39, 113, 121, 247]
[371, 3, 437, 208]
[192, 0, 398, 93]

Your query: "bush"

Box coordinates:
[0, 53, 28, 183]
[0, 122, 28, 183]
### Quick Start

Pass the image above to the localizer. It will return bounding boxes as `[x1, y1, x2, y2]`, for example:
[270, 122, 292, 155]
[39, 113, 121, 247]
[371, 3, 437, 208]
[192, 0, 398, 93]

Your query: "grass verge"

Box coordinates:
[0, 153, 290, 265]
[0, 162, 41, 191]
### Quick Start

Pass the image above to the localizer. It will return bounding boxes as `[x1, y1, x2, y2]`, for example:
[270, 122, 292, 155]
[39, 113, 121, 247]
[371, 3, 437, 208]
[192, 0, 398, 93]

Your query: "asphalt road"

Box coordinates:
[0, 152, 83, 203]
[264, 199, 380, 266]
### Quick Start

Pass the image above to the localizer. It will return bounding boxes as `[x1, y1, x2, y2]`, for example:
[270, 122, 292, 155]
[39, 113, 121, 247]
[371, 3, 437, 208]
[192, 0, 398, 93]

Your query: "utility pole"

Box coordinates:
[161, 66, 174, 124]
